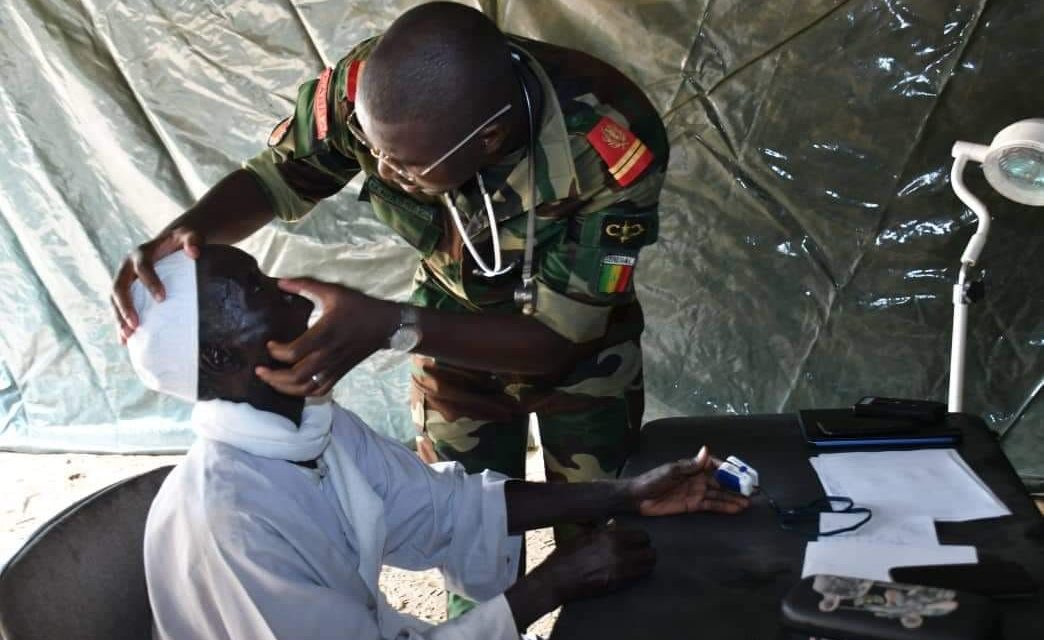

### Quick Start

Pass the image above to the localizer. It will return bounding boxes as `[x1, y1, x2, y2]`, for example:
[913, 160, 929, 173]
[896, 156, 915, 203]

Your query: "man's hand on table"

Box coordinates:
[625, 446, 751, 516]
[505, 527, 656, 630]
[503, 446, 750, 629]
[542, 527, 656, 601]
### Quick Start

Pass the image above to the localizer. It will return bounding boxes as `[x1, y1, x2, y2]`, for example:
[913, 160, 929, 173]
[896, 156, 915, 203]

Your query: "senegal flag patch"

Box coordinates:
[598, 254, 636, 293]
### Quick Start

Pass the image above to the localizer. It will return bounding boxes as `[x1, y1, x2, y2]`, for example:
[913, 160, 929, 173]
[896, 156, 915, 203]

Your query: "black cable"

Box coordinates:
[760, 488, 873, 539]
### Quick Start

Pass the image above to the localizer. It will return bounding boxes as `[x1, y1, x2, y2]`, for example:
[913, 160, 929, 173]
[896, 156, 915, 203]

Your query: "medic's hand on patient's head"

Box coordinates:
[111, 225, 205, 343]
[123, 246, 313, 420]
[254, 278, 398, 398]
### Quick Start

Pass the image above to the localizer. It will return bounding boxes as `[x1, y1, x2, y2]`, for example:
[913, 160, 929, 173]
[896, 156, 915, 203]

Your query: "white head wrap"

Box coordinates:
[126, 251, 199, 402]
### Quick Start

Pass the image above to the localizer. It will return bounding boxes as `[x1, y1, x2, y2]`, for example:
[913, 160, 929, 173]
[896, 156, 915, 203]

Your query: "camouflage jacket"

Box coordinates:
[244, 35, 669, 346]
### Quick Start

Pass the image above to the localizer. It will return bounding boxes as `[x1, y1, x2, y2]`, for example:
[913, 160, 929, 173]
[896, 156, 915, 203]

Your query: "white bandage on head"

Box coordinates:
[125, 252, 199, 402]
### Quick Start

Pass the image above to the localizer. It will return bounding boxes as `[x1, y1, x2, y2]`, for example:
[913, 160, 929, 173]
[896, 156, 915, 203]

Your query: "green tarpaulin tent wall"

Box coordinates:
[0, 1, 1040, 489]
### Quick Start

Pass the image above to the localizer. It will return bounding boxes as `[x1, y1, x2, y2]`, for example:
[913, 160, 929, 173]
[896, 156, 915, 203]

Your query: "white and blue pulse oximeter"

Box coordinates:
[714, 455, 759, 496]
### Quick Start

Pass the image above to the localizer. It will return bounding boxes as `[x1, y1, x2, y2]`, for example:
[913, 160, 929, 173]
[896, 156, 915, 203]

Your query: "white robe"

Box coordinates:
[144, 403, 523, 640]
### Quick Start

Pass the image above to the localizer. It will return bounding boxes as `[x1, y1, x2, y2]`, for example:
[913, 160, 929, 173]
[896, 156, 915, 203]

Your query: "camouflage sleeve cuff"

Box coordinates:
[531, 279, 612, 343]
[242, 149, 317, 223]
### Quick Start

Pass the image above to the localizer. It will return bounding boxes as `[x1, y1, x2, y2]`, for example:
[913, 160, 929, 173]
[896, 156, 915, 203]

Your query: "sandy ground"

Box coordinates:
[1, 446, 559, 637]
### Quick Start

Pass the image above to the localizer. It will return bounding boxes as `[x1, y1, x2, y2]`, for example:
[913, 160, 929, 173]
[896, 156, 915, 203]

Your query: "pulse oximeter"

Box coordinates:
[714, 456, 759, 496]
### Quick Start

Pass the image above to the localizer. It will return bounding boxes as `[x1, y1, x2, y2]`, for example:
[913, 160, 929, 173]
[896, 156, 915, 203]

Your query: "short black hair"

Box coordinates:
[197, 271, 250, 401]
[360, 2, 517, 143]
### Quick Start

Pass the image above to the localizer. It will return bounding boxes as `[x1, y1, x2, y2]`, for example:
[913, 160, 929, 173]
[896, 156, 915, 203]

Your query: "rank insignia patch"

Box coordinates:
[586, 116, 653, 187]
[600, 215, 648, 248]
[598, 255, 636, 293]
[314, 67, 333, 141]
[345, 59, 365, 103]
[267, 116, 293, 148]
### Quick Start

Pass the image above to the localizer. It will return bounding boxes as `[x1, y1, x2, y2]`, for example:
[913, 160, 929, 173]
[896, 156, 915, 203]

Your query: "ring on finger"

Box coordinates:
[311, 372, 325, 385]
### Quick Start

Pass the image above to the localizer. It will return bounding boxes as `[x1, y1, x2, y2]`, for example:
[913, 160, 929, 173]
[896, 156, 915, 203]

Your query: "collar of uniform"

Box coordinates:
[495, 44, 579, 217]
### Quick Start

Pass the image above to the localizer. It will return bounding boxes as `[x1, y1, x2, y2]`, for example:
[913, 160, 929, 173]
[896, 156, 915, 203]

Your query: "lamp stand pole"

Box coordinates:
[947, 144, 991, 413]
[948, 266, 971, 412]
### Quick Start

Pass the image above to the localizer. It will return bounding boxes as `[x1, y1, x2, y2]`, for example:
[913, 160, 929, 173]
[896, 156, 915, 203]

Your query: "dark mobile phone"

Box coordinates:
[853, 396, 947, 422]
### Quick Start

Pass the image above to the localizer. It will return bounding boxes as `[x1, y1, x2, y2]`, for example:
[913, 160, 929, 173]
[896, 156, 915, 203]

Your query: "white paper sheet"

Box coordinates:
[802, 540, 978, 581]
[807, 456, 844, 498]
[819, 513, 939, 546]
[809, 449, 1010, 522]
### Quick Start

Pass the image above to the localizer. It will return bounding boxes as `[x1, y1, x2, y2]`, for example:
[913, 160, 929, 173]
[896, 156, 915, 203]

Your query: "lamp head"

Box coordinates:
[953, 118, 1044, 206]
[982, 119, 1044, 206]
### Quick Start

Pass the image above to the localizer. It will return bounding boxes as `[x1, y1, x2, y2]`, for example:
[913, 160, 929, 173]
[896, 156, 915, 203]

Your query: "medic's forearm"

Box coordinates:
[410, 305, 577, 376]
[503, 479, 635, 535]
[163, 169, 275, 245]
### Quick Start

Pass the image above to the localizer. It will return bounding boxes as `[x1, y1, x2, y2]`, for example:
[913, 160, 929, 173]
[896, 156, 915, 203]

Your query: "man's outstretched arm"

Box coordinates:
[504, 478, 631, 535]
[503, 447, 750, 534]
[256, 287, 582, 397]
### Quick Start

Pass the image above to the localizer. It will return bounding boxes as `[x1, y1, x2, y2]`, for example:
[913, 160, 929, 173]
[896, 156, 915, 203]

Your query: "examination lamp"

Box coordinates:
[948, 118, 1044, 412]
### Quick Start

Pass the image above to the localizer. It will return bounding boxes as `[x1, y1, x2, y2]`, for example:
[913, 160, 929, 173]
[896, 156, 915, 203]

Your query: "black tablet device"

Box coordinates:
[799, 409, 961, 449]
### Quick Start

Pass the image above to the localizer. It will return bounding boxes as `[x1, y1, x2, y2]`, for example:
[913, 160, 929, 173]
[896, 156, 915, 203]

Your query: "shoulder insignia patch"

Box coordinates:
[600, 215, 649, 248]
[267, 116, 293, 148]
[314, 67, 333, 141]
[345, 59, 366, 103]
[586, 116, 653, 187]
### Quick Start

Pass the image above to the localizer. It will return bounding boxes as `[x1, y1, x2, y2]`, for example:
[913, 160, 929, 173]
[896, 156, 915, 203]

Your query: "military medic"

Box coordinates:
[111, 2, 669, 614]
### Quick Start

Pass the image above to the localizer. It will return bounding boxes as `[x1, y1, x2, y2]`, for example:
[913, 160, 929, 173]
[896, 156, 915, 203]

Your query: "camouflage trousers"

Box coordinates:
[408, 280, 646, 483]
[410, 353, 645, 484]
[411, 350, 645, 619]
[409, 283, 646, 617]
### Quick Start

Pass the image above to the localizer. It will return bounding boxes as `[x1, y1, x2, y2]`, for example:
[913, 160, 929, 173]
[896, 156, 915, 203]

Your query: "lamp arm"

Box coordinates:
[949, 151, 992, 266]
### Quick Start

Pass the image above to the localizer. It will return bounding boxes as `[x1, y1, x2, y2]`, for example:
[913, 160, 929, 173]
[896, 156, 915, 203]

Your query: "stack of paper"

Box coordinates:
[801, 448, 1010, 582]
[808, 449, 1010, 521]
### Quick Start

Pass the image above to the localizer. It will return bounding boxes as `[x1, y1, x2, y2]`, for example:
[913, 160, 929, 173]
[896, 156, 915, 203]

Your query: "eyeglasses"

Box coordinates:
[346, 103, 513, 181]
[346, 110, 412, 181]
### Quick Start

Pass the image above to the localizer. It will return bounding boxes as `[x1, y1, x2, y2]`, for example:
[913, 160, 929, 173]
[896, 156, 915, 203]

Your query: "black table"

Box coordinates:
[550, 413, 1044, 639]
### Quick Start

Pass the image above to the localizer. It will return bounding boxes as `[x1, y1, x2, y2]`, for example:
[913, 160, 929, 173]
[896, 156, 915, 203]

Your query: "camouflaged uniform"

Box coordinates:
[244, 35, 669, 490]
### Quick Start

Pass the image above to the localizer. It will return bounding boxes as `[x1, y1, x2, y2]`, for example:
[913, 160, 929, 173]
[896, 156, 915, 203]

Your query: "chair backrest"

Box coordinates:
[0, 465, 174, 640]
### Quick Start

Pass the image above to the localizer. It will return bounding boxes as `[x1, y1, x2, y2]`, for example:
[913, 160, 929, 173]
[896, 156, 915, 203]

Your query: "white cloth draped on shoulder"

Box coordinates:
[145, 398, 523, 640]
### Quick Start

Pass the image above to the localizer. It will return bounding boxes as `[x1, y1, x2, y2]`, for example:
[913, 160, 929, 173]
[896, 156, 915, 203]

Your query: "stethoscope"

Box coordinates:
[440, 49, 537, 315]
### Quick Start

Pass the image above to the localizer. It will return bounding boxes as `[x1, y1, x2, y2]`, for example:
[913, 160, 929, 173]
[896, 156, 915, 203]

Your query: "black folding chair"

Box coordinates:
[0, 465, 174, 640]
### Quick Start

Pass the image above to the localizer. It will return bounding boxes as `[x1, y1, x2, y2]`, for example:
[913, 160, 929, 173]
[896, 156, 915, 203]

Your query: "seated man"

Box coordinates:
[128, 246, 749, 640]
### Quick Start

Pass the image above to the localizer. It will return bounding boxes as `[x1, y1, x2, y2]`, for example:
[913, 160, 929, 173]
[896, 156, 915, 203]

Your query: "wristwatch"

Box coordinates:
[386, 305, 421, 352]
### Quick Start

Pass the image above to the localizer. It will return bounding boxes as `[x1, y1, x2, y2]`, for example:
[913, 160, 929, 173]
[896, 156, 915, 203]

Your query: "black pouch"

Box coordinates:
[781, 575, 997, 639]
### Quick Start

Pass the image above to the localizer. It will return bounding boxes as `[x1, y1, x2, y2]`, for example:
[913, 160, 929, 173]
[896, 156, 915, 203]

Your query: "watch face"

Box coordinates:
[389, 326, 420, 352]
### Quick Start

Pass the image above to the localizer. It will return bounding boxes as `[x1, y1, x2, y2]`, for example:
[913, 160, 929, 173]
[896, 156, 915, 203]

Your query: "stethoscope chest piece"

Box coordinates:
[514, 279, 535, 315]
